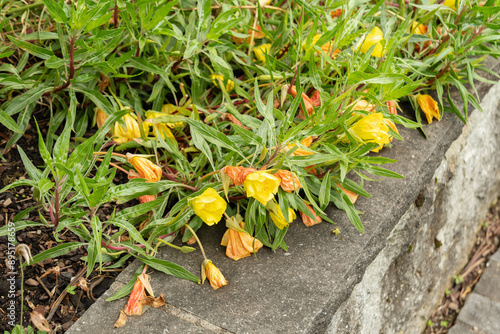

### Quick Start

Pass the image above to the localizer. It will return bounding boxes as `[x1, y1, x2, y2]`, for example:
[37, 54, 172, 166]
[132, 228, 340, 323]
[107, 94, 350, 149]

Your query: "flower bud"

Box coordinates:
[203, 260, 228, 290]
[416, 94, 441, 124]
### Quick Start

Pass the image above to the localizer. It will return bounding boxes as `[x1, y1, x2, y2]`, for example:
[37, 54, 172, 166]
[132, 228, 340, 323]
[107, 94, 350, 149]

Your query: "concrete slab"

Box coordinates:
[474, 259, 500, 303]
[456, 293, 500, 334]
[67, 58, 500, 334]
[448, 322, 489, 334]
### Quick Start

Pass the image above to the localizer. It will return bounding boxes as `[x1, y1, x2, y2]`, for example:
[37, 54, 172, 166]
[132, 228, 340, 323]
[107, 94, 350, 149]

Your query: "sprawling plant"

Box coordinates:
[1, 0, 499, 329]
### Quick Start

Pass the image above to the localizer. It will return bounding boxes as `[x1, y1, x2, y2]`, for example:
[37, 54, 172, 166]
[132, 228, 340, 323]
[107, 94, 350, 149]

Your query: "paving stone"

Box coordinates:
[488, 248, 500, 264]
[457, 293, 500, 334]
[474, 260, 500, 303]
[448, 322, 489, 334]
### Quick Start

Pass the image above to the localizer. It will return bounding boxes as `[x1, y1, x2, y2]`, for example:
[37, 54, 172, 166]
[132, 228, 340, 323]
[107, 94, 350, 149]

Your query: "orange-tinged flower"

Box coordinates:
[246, 25, 266, 44]
[114, 113, 141, 144]
[416, 94, 441, 124]
[95, 108, 108, 129]
[127, 154, 162, 182]
[124, 273, 164, 317]
[412, 22, 428, 35]
[331, 9, 343, 18]
[358, 27, 384, 58]
[254, 43, 271, 62]
[267, 201, 296, 229]
[290, 85, 315, 119]
[210, 74, 235, 92]
[221, 166, 257, 186]
[243, 171, 281, 205]
[303, 34, 340, 57]
[350, 113, 390, 153]
[336, 184, 359, 204]
[128, 171, 158, 203]
[204, 260, 228, 290]
[124, 275, 148, 316]
[143, 111, 175, 139]
[189, 188, 227, 226]
[286, 136, 314, 156]
[386, 100, 398, 115]
[221, 222, 263, 260]
[299, 204, 322, 227]
[274, 170, 302, 193]
[310, 90, 322, 107]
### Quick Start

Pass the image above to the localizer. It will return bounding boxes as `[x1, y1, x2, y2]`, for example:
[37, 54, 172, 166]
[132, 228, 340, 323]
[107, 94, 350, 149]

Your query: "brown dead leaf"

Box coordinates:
[114, 311, 127, 328]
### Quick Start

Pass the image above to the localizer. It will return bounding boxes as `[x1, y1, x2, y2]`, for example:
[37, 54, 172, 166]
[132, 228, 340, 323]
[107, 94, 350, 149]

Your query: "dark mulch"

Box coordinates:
[0, 119, 132, 333]
[424, 197, 500, 333]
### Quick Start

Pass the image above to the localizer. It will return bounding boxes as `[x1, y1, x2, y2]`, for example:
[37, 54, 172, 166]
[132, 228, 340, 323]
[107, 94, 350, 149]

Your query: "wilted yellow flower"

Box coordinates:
[189, 188, 227, 226]
[443, 0, 457, 10]
[267, 201, 296, 230]
[127, 154, 162, 182]
[124, 273, 164, 316]
[114, 113, 141, 144]
[386, 100, 398, 115]
[303, 34, 340, 58]
[336, 184, 359, 204]
[350, 113, 390, 153]
[221, 166, 257, 186]
[254, 43, 271, 62]
[412, 22, 428, 35]
[204, 260, 228, 290]
[358, 27, 384, 58]
[143, 111, 175, 139]
[95, 108, 108, 129]
[210, 74, 235, 92]
[243, 171, 281, 205]
[274, 170, 302, 193]
[353, 99, 376, 112]
[417, 94, 441, 124]
[299, 204, 322, 227]
[221, 221, 263, 260]
[290, 85, 315, 119]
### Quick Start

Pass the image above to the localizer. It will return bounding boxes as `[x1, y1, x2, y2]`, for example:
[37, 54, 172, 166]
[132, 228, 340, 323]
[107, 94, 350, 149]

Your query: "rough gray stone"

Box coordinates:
[474, 259, 500, 303]
[456, 294, 500, 334]
[67, 59, 500, 334]
[489, 248, 500, 264]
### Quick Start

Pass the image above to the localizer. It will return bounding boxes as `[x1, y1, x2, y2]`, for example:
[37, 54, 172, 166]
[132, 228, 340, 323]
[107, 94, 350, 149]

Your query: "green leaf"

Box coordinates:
[0, 221, 44, 237]
[26, 242, 84, 267]
[144, 0, 178, 30]
[42, 0, 67, 23]
[109, 219, 154, 252]
[7, 36, 55, 59]
[139, 256, 199, 282]
[0, 110, 22, 133]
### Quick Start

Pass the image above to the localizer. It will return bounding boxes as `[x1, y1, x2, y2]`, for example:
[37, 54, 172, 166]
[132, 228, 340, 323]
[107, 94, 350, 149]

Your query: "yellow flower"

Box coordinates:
[350, 113, 390, 153]
[95, 108, 108, 129]
[114, 113, 141, 144]
[303, 34, 340, 57]
[204, 260, 228, 290]
[274, 170, 302, 193]
[160, 104, 184, 128]
[259, 0, 271, 5]
[189, 188, 227, 226]
[210, 74, 235, 92]
[254, 43, 271, 62]
[243, 171, 281, 205]
[127, 154, 162, 182]
[143, 111, 175, 139]
[221, 221, 263, 260]
[416, 94, 441, 124]
[443, 0, 457, 10]
[299, 204, 322, 227]
[358, 27, 384, 58]
[267, 201, 296, 230]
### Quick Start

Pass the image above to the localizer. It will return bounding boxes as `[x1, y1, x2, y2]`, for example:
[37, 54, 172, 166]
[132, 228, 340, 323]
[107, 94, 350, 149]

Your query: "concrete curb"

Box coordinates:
[67, 60, 500, 334]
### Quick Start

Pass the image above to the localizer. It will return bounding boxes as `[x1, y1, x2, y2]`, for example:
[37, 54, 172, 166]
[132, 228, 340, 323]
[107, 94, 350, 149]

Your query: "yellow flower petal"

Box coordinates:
[243, 171, 281, 205]
[416, 94, 441, 124]
[350, 113, 391, 152]
[358, 27, 384, 58]
[254, 43, 271, 63]
[190, 188, 227, 226]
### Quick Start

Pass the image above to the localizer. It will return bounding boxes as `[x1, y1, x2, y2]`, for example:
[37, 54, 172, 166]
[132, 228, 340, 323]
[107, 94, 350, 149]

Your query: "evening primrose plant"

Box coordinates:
[1, 0, 499, 327]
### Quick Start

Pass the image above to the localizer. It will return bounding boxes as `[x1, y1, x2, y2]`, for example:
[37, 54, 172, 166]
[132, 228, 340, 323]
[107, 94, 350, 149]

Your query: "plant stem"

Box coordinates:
[184, 224, 207, 260]
[93, 152, 127, 158]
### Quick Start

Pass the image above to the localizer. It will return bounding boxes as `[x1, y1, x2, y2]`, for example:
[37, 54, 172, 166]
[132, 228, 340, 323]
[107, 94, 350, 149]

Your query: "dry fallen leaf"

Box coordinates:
[114, 311, 127, 328]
